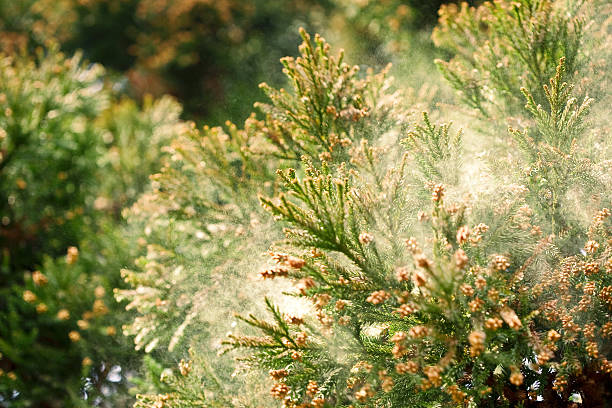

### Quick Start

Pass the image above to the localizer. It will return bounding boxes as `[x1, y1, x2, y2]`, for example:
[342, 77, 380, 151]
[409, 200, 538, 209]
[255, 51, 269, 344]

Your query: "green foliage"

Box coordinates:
[519, 57, 592, 149]
[433, 0, 586, 118]
[256, 28, 399, 163]
[1, 226, 135, 406]
[117, 116, 278, 355]
[96, 95, 183, 210]
[131, 3, 609, 406]
[133, 352, 235, 408]
[0, 0, 330, 120]
[1, 0, 610, 407]
[117, 27, 399, 353]
[0, 0, 471, 122]
[0, 46, 107, 271]
[509, 57, 599, 249]
[401, 112, 462, 184]
[0, 46, 181, 406]
[119, 29, 403, 407]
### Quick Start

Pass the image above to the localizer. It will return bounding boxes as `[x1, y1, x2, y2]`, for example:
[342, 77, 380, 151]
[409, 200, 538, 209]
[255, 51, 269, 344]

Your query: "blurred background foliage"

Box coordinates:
[0, 46, 183, 406]
[0, 0, 475, 123]
[0, 0, 476, 406]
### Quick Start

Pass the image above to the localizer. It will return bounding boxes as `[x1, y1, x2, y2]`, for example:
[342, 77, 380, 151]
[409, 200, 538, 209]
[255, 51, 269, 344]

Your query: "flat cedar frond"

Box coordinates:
[255, 28, 400, 164]
[521, 57, 593, 148]
[264, 297, 292, 333]
[235, 313, 287, 342]
[224, 334, 278, 349]
[402, 111, 463, 184]
[261, 164, 354, 251]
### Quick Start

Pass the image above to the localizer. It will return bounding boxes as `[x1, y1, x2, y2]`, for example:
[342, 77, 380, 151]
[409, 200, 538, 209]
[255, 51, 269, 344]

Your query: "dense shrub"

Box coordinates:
[0, 46, 106, 273]
[121, 1, 611, 407]
[1, 0, 610, 407]
[0, 47, 182, 406]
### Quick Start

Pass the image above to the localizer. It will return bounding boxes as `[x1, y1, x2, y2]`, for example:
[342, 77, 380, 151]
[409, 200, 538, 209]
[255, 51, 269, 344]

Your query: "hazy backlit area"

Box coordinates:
[1, 1, 610, 407]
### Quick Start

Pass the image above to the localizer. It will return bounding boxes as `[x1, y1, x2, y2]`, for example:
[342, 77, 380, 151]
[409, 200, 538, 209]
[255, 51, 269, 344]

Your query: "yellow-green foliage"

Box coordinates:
[0, 46, 107, 268]
[0, 46, 183, 406]
[433, 0, 586, 118]
[2, 1, 610, 407]
[120, 29, 404, 406]
[123, 2, 611, 407]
